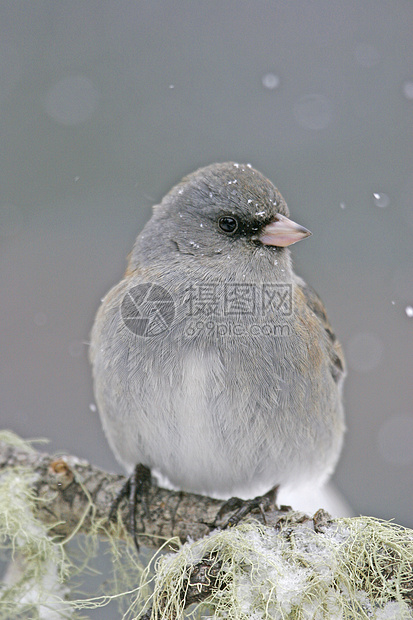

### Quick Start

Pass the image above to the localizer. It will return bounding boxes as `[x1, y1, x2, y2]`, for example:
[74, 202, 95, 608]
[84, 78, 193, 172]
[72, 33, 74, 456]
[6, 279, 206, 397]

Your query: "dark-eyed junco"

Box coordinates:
[90, 162, 345, 506]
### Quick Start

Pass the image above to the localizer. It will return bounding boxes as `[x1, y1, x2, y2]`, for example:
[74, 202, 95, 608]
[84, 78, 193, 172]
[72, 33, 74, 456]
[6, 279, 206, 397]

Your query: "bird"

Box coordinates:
[90, 162, 346, 527]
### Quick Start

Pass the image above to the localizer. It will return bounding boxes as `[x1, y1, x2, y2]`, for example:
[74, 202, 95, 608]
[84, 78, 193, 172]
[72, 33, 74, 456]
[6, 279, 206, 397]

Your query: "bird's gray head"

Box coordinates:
[131, 162, 311, 278]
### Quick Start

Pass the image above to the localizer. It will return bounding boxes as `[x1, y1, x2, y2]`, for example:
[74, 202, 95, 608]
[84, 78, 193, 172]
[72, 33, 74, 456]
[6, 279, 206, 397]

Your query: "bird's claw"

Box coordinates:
[109, 463, 152, 550]
[213, 485, 279, 529]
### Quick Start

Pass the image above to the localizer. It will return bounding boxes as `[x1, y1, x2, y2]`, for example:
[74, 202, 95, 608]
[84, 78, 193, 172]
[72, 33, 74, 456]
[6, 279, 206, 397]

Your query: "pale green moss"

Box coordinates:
[0, 433, 144, 619]
[1, 433, 412, 619]
[0, 466, 70, 618]
[138, 519, 413, 619]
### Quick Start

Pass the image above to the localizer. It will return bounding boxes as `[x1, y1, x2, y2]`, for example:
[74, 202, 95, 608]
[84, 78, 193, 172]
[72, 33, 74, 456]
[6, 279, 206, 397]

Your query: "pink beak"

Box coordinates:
[259, 213, 311, 247]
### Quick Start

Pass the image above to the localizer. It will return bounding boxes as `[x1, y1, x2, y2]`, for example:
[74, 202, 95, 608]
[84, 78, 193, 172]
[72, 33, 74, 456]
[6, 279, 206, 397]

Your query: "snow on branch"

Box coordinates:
[0, 431, 412, 619]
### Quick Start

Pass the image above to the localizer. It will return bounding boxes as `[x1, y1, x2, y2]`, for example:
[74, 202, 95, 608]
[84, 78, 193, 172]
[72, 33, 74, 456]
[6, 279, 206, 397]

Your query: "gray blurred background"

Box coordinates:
[1, 0, 412, 535]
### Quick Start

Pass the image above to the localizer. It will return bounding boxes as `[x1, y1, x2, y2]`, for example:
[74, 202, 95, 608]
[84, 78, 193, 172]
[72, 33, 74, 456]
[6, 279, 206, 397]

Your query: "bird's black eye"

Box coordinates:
[218, 216, 238, 234]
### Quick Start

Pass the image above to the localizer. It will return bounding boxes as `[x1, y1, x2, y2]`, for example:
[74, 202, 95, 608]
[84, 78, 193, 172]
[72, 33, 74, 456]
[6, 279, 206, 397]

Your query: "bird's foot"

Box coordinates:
[213, 485, 279, 529]
[109, 463, 152, 550]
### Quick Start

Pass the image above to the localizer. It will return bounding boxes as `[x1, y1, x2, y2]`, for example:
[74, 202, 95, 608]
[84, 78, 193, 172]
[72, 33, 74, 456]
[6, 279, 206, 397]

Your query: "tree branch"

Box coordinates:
[1, 435, 412, 618]
[0, 436, 293, 549]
